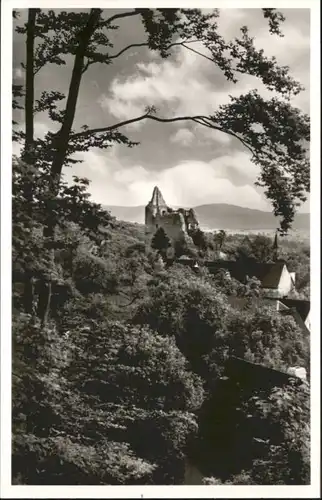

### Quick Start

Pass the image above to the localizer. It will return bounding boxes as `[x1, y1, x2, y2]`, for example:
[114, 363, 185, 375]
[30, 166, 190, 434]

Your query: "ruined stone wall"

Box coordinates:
[155, 211, 187, 243]
[144, 187, 199, 245]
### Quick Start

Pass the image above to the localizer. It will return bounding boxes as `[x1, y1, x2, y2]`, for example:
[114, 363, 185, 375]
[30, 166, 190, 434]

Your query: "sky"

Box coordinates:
[12, 8, 310, 211]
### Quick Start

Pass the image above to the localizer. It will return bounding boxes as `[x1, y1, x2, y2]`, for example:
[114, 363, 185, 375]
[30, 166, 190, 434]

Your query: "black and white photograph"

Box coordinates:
[1, 0, 320, 497]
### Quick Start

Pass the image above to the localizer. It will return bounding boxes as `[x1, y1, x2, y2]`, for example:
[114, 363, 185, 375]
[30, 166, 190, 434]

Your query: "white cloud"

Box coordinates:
[197, 127, 232, 145]
[34, 121, 50, 139]
[170, 128, 195, 146]
[13, 67, 24, 80]
[71, 148, 270, 210]
[99, 9, 309, 123]
[12, 121, 50, 156]
[100, 42, 220, 120]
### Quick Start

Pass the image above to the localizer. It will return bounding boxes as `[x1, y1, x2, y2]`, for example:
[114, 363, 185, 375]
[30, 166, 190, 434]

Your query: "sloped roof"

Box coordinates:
[279, 308, 310, 336]
[178, 255, 193, 261]
[224, 356, 304, 388]
[256, 262, 286, 289]
[205, 260, 244, 281]
[206, 260, 286, 289]
[280, 298, 310, 321]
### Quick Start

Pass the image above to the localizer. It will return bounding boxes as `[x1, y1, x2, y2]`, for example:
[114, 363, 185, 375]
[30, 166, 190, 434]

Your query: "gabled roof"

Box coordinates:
[205, 260, 287, 289]
[280, 298, 310, 322]
[224, 356, 304, 388]
[279, 308, 310, 336]
[205, 260, 245, 281]
[256, 261, 286, 289]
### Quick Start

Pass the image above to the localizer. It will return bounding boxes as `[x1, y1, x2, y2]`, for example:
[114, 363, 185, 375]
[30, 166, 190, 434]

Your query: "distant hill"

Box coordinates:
[104, 205, 145, 225]
[103, 203, 310, 231]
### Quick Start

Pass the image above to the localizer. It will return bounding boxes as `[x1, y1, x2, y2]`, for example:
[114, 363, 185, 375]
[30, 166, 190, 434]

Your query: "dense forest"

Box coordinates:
[11, 7, 310, 486]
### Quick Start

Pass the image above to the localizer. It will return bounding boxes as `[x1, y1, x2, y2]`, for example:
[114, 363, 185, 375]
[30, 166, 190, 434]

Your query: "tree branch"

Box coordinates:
[71, 113, 256, 156]
[104, 10, 140, 25]
[82, 58, 92, 74]
[108, 39, 199, 60]
[180, 42, 249, 78]
[181, 42, 217, 65]
[109, 42, 149, 59]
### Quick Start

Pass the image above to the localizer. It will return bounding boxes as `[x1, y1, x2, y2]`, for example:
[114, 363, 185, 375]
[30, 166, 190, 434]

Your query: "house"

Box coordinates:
[168, 255, 200, 270]
[206, 260, 296, 299]
[280, 298, 311, 332]
[224, 355, 306, 388]
[213, 250, 229, 261]
[226, 296, 310, 336]
[256, 261, 296, 298]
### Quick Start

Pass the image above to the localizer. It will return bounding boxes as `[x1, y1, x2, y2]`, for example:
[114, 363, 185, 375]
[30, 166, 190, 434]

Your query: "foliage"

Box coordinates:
[151, 227, 171, 258]
[210, 269, 263, 298]
[190, 228, 210, 253]
[12, 156, 114, 319]
[68, 321, 204, 412]
[233, 234, 274, 263]
[238, 381, 310, 484]
[72, 251, 118, 295]
[224, 305, 309, 371]
[213, 230, 227, 251]
[223, 231, 310, 297]
[174, 237, 199, 259]
[12, 314, 204, 485]
[134, 266, 309, 384]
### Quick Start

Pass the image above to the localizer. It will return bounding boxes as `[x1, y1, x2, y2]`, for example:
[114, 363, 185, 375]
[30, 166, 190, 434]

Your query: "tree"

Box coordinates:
[133, 267, 230, 381]
[12, 156, 112, 323]
[151, 227, 171, 259]
[12, 317, 205, 484]
[249, 234, 276, 263]
[238, 381, 310, 484]
[223, 304, 310, 372]
[199, 379, 310, 485]
[191, 228, 209, 253]
[231, 234, 274, 265]
[213, 230, 227, 251]
[134, 266, 309, 383]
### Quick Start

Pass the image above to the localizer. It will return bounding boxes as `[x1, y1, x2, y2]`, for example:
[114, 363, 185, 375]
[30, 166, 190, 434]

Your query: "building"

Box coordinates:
[226, 296, 310, 336]
[206, 260, 296, 299]
[280, 298, 311, 332]
[145, 186, 199, 244]
[224, 355, 306, 388]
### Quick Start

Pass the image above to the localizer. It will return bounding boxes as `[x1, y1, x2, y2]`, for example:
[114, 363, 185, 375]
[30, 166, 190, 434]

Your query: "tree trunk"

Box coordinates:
[22, 8, 37, 316]
[37, 278, 52, 327]
[50, 9, 101, 178]
[23, 270, 36, 317]
[24, 9, 36, 158]
[39, 9, 101, 326]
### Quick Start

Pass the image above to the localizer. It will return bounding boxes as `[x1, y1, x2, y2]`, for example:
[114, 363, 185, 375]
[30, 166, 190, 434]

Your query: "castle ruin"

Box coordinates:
[145, 186, 199, 244]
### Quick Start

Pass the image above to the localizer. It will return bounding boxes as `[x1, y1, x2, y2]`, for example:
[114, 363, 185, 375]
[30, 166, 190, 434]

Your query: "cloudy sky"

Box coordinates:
[13, 8, 310, 211]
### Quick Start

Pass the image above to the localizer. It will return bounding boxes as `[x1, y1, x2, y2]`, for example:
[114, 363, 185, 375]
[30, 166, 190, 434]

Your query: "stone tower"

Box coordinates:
[145, 186, 168, 229]
[145, 186, 199, 245]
